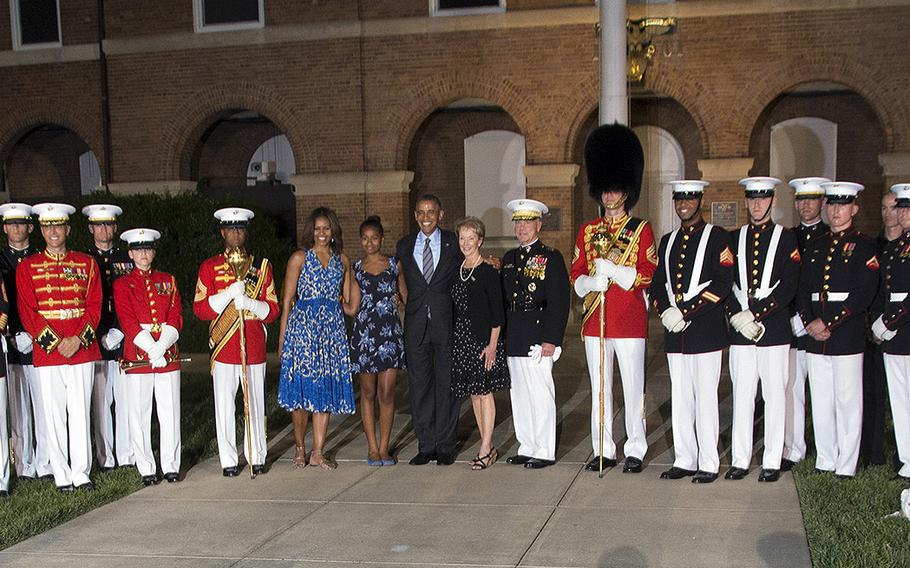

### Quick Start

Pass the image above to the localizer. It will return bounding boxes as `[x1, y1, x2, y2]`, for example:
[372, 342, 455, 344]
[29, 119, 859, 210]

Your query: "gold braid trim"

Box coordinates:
[209, 257, 269, 371]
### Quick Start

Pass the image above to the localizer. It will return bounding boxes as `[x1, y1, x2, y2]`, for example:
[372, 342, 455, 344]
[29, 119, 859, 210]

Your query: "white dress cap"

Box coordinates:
[0, 203, 33, 223]
[822, 181, 864, 204]
[789, 177, 831, 199]
[890, 183, 910, 208]
[507, 199, 549, 221]
[120, 228, 161, 249]
[214, 207, 255, 226]
[739, 176, 781, 197]
[81, 204, 123, 223]
[33, 203, 76, 225]
[669, 180, 710, 200]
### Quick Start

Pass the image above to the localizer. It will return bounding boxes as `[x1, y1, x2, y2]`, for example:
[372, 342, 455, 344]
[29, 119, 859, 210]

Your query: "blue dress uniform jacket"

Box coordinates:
[874, 231, 910, 355]
[791, 221, 829, 349]
[89, 246, 133, 360]
[798, 226, 879, 356]
[0, 244, 37, 365]
[649, 219, 734, 354]
[726, 223, 801, 347]
[501, 240, 570, 357]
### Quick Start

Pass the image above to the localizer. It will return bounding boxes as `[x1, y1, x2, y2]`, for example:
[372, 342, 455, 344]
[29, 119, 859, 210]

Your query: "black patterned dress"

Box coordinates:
[349, 257, 406, 374]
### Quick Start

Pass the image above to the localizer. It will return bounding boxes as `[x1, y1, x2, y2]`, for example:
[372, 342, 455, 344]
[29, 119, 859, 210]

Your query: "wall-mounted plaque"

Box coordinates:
[542, 207, 562, 232]
[711, 202, 737, 228]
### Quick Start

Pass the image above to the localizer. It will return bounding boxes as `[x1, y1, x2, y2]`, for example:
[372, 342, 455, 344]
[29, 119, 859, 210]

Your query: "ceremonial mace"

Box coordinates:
[119, 357, 192, 372]
[227, 246, 255, 479]
[595, 238, 622, 479]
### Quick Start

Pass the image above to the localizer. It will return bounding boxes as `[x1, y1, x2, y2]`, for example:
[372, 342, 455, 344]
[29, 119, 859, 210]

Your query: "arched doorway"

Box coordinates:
[3, 124, 98, 200]
[770, 117, 837, 227]
[633, 125, 685, 238]
[463, 129, 526, 238]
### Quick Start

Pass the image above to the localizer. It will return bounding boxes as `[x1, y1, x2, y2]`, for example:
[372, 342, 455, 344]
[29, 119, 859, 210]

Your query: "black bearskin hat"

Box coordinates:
[584, 123, 644, 211]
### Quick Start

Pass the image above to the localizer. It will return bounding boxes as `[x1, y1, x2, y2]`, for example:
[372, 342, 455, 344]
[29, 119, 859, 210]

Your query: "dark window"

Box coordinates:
[18, 0, 59, 45]
[438, 0, 501, 9]
[203, 0, 260, 26]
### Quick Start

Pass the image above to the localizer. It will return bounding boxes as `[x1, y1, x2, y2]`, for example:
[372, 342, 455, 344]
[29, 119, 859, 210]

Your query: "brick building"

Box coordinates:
[1, 0, 908, 264]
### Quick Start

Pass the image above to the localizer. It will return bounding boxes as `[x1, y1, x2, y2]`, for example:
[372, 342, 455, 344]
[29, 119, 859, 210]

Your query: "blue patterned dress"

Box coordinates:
[278, 250, 355, 414]
[350, 257, 405, 373]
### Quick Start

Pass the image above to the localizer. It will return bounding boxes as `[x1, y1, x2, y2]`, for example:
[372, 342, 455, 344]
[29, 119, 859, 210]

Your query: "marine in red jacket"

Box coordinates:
[113, 228, 183, 486]
[194, 207, 278, 477]
[570, 124, 656, 474]
[16, 203, 101, 492]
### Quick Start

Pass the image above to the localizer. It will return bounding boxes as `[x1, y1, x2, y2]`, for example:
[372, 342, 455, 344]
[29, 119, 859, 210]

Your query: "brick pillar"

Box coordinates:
[523, 163, 580, 264]
[697, 158, 754, 229]
[289, 171, 413, 257]
[879, 152, 910, 190]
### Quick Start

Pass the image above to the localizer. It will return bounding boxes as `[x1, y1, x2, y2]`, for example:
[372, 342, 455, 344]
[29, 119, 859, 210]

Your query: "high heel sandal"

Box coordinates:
[293, 445, 308, 469]
[309, 450, 337, 470]
[472, 447, 498, 471]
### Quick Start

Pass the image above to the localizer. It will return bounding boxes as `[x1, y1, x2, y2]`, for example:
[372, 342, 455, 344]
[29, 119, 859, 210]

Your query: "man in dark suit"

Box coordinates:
[396, 194, 463, 465]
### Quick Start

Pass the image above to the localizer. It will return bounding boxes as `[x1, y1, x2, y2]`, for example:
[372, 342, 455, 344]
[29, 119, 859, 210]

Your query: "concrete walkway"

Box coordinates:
[1, 321, 812, 567]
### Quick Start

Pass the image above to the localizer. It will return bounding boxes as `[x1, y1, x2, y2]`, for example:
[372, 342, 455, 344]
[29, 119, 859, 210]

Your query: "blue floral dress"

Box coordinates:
[350, 257, 405, 373]
[278, 250, 355, 414]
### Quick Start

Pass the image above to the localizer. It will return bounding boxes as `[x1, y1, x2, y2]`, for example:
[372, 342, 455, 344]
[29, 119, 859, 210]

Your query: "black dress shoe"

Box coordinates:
[0, 490, 9, 498]
[691, 471, 718, 484]
[100, 466, 115, 473]
[76, 481, 96, 491]
[17, 474, 36, 482]
[408, 452, 436, 465]
[780, 459, 797, 472]
[891, 474, 910, 483]
[164, 472, 180, 483]
[39, 474, 54, 481]
[57, 484, 74, 493]
[506, 455, 532, 465]
[813, 468, 832, 475]
[142, 475, 158, 487]
[834, 474, 853, 480]
[584, 456, 617, 471]
[622, 457, 643, 473]
[436, 453, 455, 466]
[252, 464, 267, 475]
[222, 466, 240, 477]
[524, 458, 555, 469]
[724, 467, 749, 480]
[758, 469, 780, 482]
[660, 466, 696, 480]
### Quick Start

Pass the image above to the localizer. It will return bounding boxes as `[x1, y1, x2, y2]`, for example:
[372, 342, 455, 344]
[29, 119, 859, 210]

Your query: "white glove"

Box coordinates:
[157, 324, 180, 350]
[872, 316, 898, 342]
[227, 281, 246, 298]
[660, 307, 688, 333]
[573, 274, 610, 297]
[101, 328, 124, 351]
[149, 356, 168, 369]
[594, 258, 616, 278]
[729, 310, 756, 333]
[208, 289, 235, 314]
[133, 330, 164, 361]
[610, 265, 637, 291]
[527, 344, 562, 363]
[234, 295, 270, 320]
[790, 314, 808, 338]
[740, 321, 766, 342]
[14, 332, 33, 354]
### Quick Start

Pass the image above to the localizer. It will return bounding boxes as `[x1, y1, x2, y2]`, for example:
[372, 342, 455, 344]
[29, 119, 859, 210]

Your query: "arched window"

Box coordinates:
[633, 125, 685, 238]
[770, 117, 837, 226]
[463, 130, 526, 238]
[247, 134, 296, 186]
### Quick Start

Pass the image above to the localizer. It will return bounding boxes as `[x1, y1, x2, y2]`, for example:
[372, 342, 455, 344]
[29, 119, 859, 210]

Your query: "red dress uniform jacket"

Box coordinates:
[113, 268, 183, 375]
[193, 253, 279, 364]
[569, 215, 657, 339]
[16, 250, 102, 367]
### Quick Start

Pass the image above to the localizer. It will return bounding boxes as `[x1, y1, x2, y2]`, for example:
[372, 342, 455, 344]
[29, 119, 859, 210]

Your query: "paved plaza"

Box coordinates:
[0, 321, 812, 567]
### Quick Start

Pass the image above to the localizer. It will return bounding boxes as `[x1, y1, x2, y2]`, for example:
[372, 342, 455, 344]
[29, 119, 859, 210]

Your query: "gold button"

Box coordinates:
[752, 269, 759, 275]
[753, 259, 759, 265]
[823, 284, 830, 291]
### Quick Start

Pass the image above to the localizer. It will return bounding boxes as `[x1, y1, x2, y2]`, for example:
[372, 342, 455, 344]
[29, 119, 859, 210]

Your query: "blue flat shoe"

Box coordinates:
[380, 456, 397, 466]
[367, 456, 383, 467]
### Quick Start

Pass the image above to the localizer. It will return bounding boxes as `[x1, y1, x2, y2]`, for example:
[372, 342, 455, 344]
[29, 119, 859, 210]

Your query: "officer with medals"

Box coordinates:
[502, 199, 569, 469]
[17, 203, 102, 492]
[782, 177, 831, 471]
[724, 177, 801, 483]
[83, 204, 135, 471]
[649, 180, 734, 484]
[570, 124, 656, 474]
[113, 228, 183, 486]
[0, 203, 51, 482]
[194, 208, 279, 477]
[871, 183, 910, 482]
[797, 181, 879, 479]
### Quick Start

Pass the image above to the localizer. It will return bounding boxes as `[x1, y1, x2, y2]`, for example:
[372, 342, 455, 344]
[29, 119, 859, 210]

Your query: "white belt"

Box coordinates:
[891, 292, 908, 302]
[139, 323, 163, 333]
[811, 292, 848, 302]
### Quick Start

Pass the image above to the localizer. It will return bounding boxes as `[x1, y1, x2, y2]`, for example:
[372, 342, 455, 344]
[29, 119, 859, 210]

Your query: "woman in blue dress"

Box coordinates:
[349, 216, 407, 466]
[278, 207, 359, 470]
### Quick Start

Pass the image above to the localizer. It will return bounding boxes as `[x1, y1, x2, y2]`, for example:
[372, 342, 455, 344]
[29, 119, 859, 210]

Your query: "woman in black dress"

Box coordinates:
[451, 217, 509, 470]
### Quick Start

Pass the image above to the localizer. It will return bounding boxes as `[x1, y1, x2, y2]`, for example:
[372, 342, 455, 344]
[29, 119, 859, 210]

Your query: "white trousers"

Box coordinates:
[783, 348, 808, 462]
[883, 354, 910, 478]
[806, 353, 863, 476]
[729, 344, 789, 469]
[127, 371, 181, 477]
[37, 362, 94, 487]
[7, 363, 36, 477]
[667, 351, 722, 473]
[507, 356, 556, 461]
[213, 362, 266, 468]
[92, 359, 133, 467]
[0, 375, 9, 491]
[583, 337, 647, 460]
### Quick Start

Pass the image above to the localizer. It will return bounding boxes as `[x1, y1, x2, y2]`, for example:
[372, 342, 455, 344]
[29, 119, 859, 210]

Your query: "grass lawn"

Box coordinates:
[0, 370, 289, 551]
